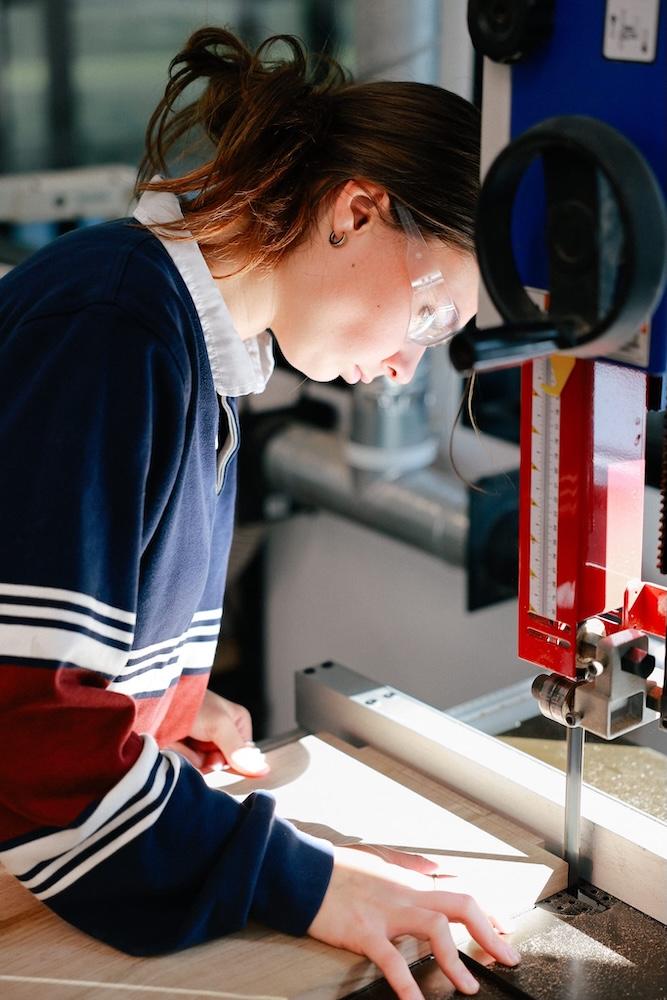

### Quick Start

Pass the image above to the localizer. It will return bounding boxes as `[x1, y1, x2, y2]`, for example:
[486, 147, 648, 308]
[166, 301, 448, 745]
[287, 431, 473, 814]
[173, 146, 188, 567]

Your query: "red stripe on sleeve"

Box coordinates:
[0, 664, 143, 839]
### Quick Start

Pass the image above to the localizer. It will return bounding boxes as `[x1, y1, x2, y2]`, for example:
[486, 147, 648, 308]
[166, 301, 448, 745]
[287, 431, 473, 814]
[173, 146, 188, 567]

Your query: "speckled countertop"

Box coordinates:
[499, 731, 667, 822]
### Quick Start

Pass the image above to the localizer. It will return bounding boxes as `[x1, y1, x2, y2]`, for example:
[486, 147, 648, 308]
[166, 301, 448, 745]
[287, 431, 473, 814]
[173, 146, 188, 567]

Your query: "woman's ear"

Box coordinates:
[330, 180, 391, 239]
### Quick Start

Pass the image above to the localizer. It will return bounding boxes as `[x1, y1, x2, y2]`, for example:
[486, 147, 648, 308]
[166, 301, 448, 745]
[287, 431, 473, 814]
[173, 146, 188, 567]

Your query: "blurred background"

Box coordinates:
[0, 1, 356, 173]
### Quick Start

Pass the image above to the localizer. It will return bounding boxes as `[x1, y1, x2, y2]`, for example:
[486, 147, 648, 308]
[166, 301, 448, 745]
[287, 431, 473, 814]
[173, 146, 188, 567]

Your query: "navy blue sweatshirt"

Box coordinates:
[0, 198, 333, 955]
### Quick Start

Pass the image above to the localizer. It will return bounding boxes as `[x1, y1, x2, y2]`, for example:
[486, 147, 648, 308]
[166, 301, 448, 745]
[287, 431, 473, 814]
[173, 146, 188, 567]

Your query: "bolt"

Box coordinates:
[576, 617, 607, 666]
[585, 659, 605, 681]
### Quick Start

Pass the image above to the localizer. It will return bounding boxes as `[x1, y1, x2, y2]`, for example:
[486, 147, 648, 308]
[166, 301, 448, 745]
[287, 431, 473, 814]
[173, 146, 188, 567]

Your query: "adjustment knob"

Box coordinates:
[467, 0, 555, 63]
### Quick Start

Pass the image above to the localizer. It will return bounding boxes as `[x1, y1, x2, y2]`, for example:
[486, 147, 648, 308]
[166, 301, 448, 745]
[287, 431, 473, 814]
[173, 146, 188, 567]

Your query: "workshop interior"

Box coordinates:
[0, 1, 666, 998]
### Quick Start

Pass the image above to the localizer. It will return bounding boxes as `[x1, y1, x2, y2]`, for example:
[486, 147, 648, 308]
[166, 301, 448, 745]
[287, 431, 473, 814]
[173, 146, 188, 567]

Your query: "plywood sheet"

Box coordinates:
[0, 734, 566, 1000]
[327, 736, 547, 847]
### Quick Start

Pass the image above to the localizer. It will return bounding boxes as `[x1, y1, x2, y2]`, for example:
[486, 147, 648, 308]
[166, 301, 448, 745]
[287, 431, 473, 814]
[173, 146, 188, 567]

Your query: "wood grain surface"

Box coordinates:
[0, 734, 566, 1000]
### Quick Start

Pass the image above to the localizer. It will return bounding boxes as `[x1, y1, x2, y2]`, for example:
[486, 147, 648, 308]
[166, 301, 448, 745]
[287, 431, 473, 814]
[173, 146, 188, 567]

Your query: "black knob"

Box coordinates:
[468, 0, 555, 64]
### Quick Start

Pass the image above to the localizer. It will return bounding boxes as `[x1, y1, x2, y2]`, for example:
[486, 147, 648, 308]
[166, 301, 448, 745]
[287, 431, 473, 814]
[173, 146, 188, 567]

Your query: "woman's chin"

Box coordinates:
[294, 362, 342, 383]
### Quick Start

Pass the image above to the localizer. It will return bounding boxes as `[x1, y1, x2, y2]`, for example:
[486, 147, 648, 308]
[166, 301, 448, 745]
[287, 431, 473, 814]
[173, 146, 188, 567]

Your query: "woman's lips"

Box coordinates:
[343, 365, 376, 385]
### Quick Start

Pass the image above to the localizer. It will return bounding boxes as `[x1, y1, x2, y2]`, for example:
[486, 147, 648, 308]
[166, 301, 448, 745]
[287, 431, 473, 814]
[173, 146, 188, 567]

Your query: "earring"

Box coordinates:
[329, 231, 346, 247]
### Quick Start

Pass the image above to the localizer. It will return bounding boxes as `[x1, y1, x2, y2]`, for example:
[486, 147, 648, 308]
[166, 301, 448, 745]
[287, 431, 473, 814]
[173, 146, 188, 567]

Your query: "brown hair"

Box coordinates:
[136, 27, 480, 271]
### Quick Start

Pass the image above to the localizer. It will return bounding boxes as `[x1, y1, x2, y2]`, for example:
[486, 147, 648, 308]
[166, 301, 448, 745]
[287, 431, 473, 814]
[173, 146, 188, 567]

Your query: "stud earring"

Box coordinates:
[329, 231, 346, 247]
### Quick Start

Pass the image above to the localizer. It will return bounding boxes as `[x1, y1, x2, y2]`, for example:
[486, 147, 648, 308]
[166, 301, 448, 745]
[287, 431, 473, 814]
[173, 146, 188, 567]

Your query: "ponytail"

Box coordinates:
[137, 27, 479, 270]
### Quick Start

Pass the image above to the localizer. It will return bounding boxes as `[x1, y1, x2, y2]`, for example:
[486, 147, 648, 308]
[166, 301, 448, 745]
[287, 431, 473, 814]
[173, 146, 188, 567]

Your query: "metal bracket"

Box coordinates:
[539, 880, 614, 917]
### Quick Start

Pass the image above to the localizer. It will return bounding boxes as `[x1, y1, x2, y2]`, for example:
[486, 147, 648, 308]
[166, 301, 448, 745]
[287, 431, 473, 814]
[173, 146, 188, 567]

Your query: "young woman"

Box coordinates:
[0, 27, 519, 999]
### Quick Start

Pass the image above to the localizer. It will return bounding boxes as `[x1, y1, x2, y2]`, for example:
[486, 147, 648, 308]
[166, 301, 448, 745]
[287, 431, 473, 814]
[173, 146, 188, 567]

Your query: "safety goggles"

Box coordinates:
[395, 203, 461, 347]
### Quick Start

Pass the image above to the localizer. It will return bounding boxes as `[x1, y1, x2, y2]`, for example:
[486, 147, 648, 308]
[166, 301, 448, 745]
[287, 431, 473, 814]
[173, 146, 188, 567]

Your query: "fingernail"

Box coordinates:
[230, 746, 267, 772]
[462, 971, 479, 993]
[503, 945, 521, 964]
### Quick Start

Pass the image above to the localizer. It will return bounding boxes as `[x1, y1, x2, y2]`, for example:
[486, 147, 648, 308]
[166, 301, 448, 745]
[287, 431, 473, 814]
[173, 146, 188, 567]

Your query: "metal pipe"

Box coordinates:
[263, 424, 468, 565]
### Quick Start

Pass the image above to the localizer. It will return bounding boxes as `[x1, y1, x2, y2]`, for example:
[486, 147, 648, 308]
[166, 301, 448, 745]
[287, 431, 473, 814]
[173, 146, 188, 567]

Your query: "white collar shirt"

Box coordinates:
[133, 185, 274, 397]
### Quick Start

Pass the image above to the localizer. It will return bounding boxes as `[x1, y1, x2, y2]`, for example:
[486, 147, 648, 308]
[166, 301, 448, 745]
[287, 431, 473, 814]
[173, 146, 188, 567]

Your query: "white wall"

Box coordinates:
[264, 509, 527, 735]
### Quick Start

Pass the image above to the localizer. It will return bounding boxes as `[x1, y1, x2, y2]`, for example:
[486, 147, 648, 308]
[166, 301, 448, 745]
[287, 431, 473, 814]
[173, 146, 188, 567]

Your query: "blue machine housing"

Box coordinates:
[504, 0, 666, 373]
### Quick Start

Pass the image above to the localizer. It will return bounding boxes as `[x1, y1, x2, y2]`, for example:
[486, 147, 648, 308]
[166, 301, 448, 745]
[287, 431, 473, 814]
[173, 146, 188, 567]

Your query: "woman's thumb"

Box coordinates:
[213, 715, 269, 776]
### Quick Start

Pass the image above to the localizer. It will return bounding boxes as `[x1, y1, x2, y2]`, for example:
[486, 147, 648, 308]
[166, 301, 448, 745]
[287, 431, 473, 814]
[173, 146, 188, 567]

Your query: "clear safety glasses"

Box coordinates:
[395, 203, 461, 347]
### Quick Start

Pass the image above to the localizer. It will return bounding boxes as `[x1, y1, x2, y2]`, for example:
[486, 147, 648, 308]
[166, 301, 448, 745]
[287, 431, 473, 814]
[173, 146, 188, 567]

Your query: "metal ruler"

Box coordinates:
[528, 357, 561, 622]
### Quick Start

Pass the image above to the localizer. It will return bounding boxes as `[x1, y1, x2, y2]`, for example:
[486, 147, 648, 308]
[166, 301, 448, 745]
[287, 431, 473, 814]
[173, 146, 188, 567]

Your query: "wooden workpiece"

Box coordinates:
[0, 734, 567, 1000]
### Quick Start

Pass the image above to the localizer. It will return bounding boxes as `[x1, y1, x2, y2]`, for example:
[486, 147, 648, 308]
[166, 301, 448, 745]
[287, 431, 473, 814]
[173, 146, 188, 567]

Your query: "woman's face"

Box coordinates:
[270, 182, 479, 385]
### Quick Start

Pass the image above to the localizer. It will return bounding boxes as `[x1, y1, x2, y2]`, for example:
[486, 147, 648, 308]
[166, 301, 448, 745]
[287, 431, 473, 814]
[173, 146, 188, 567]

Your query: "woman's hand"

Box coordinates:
[167, 690, 269, 777]
[308, 845, 520, 999]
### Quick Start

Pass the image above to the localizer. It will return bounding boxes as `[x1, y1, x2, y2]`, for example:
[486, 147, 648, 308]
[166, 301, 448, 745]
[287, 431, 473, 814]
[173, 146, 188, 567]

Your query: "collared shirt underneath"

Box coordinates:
[133, 184, 274, 398]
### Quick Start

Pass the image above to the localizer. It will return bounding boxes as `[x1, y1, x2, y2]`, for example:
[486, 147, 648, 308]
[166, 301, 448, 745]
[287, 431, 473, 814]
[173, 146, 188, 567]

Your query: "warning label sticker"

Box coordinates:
[603, 0, 661, 62]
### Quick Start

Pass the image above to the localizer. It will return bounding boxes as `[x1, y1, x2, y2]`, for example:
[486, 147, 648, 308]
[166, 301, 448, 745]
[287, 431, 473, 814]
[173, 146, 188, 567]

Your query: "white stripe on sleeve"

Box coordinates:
[0, 582, 136, 626]
[35, 751, 182, 901]
[0, 736, 160, 875]
[0, 622, 131, 676]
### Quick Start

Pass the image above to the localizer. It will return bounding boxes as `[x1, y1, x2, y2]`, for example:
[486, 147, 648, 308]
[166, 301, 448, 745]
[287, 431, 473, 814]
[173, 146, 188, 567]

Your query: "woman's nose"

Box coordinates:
[382, 345, 426, 384]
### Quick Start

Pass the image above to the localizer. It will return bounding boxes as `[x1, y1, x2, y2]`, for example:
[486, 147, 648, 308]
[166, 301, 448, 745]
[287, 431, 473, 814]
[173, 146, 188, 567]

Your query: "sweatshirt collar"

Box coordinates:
[133, 184, 273, 397]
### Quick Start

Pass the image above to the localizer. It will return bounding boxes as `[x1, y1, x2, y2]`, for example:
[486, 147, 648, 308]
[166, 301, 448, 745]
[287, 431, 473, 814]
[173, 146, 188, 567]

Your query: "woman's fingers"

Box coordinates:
[307, 846, 518, 1000]
[351, 844, 439, 874]
[364, 937, 424, 1000]
[186, 691, 267, 773]
[429, 924, 481, 995]
[232, 703, 253, 743]
[391, 908, 480, 996]
[165, 737, 268, 777]
[423, 891, 521, 967]
[165, 740, 205, 769]
[204, 711, 269, 776]
[488, 911, 517, 935]
[228, 743, 270, 776]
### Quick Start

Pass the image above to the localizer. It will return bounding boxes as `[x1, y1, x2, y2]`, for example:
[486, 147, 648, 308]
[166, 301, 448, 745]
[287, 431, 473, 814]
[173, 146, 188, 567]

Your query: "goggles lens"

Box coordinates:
[395, 204, 461, 347]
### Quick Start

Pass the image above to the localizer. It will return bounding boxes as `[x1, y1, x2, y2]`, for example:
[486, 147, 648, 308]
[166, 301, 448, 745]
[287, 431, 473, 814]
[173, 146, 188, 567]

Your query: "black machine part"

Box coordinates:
[467, 469, 519, 611]
[449, 116, 667, 374]
[467, 0, 555, 64]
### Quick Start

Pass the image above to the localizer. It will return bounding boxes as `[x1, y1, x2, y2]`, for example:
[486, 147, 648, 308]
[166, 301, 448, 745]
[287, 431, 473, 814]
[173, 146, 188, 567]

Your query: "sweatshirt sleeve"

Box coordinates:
[0, 303, 333, 955]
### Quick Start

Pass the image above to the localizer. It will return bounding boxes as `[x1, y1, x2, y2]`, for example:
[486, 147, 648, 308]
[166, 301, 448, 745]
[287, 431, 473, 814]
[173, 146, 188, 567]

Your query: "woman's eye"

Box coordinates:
[411, 305, 436, 335]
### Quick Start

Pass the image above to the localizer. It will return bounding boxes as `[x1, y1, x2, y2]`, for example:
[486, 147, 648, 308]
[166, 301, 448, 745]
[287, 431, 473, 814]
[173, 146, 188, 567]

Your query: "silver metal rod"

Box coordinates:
[565, 725, 585, 893]
[264, 426, 468, 565]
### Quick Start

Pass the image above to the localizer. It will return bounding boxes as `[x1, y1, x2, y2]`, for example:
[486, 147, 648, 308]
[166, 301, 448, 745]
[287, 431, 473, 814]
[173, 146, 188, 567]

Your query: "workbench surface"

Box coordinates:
[0, 734, 566, 1000]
